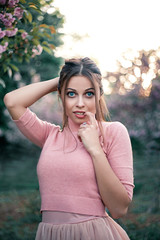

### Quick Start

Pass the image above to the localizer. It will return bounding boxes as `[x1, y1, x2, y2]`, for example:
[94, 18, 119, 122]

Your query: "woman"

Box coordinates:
[4, 57, 134, 240]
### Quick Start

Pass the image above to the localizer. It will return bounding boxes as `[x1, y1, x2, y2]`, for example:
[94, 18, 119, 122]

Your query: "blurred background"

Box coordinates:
[0, 0, 160, 239]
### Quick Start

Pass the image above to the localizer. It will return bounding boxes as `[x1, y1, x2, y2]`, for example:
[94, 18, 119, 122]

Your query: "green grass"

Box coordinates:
[0, 142, 41, 239]
[0, 141, 160, 240]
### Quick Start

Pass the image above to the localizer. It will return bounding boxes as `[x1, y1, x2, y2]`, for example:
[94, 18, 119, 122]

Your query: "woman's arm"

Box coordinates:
[4, 77, 59, 120]
[78, 112, 132, 219]
[90, 148, 131, 219]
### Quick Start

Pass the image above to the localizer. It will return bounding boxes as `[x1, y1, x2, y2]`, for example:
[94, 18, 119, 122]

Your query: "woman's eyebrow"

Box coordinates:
[85, 88, 95, 91]
[66, 88, 76, 91]
[66, 87, 95, 92]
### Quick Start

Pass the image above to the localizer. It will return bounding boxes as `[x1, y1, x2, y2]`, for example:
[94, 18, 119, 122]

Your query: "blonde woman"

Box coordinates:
[4, 57, 134, 240]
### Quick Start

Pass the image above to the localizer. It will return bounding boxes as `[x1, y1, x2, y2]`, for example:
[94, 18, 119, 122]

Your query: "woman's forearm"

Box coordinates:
[4, 77, 59, 119]
[90, 148, 131, 219]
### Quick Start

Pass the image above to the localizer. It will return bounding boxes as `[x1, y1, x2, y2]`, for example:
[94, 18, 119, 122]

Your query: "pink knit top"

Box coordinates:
[14, 108, 134, 217]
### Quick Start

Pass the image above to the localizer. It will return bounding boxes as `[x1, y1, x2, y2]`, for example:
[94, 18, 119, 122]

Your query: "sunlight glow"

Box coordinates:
[128, 74, 137, 83]
[102, 79, 112, 95]
[54, 0, 160, 91]
[124, 81, 133, 90]
[134, 67, 141, 78]
[142, 71, 155, 90]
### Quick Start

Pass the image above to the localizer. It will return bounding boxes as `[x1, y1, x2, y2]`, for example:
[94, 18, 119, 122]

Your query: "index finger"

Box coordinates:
[85, 112, 97, 125]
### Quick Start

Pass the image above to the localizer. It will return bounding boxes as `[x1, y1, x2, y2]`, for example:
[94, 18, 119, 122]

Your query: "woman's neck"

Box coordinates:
[66, 118, 80, 133]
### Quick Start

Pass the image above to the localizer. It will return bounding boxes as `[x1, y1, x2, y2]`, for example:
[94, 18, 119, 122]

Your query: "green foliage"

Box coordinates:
[0, 191, 41, 240]
[0, 142, 40, 239]
[126, 221, 160, 240]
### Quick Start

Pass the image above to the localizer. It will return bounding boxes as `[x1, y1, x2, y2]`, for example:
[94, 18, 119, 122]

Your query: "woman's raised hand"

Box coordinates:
[77, 112, 102, 155]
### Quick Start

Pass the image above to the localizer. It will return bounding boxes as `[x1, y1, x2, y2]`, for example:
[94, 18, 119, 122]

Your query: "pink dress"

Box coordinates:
[13, 108, 134, 240]
[35, 211, 130, 240]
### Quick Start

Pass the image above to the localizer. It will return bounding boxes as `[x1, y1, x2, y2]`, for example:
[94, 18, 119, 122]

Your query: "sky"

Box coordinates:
[53, 0, 160, 75]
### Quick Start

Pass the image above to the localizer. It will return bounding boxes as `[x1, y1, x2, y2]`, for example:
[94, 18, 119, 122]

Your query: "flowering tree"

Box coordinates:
[0, 0, 64, 139]
[0, 0, 58, 82]
[106, 67, 160, 151]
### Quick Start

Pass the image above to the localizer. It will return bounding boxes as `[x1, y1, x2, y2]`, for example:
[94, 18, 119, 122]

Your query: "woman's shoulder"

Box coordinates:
[101, 120, 129, 138]
[101, 120, 127, 130]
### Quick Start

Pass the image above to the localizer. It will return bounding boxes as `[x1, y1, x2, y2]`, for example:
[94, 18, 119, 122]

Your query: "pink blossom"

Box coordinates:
[0, 45, 4, 54]
[0, 28, 5, 39]
[32, 45, 43, 58]
[0, 0, 7, 5]
[0, 13, 5, 21]
[21, 31, 28, 39]
[0, 42, 8, 54]
[5, 28, 18, 37]
[1, 13, 15, 27]
[14, 7, 23, 20]
[8, 0, 19, 8]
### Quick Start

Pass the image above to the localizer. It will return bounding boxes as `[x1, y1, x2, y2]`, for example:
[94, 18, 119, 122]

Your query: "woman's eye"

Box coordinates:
[86, 92, 94, 97]
[67, 92, 75, 97]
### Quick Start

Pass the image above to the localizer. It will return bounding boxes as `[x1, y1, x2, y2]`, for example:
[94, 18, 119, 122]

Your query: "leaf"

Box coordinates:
[0, 79, 6, 88]
[28, 2, 39, 6]
[30, 8, 41, 14]
[28, 12, 33, 23]
[25, 11, 32, 23]
[37, 32, 46, 38]
[39, 25, 56, 34]
[42, 46, 53, 55]
[29, 4, 37, 9]
[31, 26, 39, 34]
[49, 26, 56, 34]
[9, 64, 19, 72]
[32, 39, 40, 45]
[20, 0, 26, 3]
[49, 44, 55, 50]
[42, 41, 48, 46]
[18, 29, 25, 33]
[43, 32, 52, 39]
[39, 24, 49, 29]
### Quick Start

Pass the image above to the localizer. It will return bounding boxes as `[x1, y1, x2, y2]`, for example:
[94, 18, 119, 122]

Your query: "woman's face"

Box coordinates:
[61, 75, 100, 126]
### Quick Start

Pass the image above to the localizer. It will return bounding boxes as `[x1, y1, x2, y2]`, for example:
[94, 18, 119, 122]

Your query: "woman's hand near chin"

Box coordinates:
[77, 112, 102, 155]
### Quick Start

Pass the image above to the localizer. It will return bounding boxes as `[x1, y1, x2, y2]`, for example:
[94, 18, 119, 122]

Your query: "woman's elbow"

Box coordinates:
[110, 206, 129, 219]
[3, 93, 15, 109]
[109, 197, 131, 219]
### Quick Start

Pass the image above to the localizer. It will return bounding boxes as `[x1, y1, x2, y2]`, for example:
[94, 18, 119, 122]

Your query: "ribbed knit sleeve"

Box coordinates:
[103, 122, 134, 200]
[13, 108, 59, 148]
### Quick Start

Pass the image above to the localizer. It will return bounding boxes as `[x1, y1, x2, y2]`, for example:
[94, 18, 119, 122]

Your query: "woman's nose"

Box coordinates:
[76, 96, 85, 107]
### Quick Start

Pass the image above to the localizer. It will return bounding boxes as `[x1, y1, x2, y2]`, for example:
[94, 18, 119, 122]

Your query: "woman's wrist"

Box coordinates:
[48, 77, 59, 92]
[88, 145, 104, 158]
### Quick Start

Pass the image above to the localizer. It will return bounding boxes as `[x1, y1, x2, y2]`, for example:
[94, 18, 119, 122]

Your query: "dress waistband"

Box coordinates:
[42, 211, 108, 225]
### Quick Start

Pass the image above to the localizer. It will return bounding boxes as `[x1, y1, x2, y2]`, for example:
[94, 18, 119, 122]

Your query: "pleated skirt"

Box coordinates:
[35, 215, 130, 240]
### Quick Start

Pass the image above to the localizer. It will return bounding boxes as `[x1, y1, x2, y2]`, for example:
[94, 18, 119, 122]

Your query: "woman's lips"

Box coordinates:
[73, 112, 85, 119]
